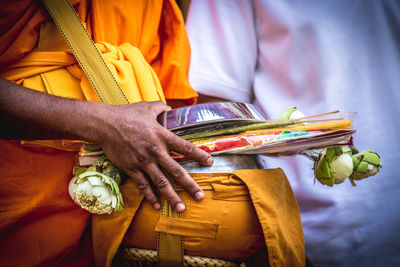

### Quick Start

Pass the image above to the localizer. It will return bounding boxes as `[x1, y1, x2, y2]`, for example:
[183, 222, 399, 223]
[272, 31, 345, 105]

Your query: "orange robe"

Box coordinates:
[0, 0, 196, 265]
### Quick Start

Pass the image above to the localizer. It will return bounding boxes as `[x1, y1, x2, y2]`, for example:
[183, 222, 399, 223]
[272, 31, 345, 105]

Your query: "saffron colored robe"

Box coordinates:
[0, 0, 195, 266]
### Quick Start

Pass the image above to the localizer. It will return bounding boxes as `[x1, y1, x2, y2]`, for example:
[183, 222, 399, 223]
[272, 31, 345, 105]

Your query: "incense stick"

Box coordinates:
[294, 117, 344, 123]
[295, 110, 340, 120]
[180, 111, 346, 140]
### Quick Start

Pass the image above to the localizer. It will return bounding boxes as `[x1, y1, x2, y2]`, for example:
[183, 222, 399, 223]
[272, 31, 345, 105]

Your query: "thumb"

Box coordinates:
[149, 101, 172, 116]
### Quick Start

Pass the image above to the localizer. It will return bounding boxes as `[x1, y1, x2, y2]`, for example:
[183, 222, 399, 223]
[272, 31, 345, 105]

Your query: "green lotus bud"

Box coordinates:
[349, 150, 382, 183]
[314, 146, 353, 186]
[277, 107, 305, 126]
[69, 170, 124, 214]
[278, 107, 297, 120]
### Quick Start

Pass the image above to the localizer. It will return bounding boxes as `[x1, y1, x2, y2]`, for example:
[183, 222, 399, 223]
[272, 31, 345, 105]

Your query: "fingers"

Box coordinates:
[144, 163, 186, 212]
[103, 101, 214, 213]
[147, 102, 214, 167]
[164, 130, 213, 166]
[157, 152, 204, 201]
[128, 170, 160, 210]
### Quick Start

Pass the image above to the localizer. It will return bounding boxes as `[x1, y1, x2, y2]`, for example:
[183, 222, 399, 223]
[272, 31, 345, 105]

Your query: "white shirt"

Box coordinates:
[187, 1, 400, 266]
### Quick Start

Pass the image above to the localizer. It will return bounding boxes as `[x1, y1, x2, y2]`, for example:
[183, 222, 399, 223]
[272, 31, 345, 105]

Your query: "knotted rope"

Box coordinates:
[119, 247, 241, 267]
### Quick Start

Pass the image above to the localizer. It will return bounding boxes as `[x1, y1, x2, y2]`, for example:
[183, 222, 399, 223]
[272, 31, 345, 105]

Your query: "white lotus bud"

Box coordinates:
[289, 110, 305, 120]
[330, 153, 354, 184]
[314, 146, 353, 186]
[69, 171, 124, 214]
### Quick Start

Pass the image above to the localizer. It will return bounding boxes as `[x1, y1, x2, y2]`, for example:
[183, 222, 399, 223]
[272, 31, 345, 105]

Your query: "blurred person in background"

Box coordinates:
[186, 0, 400, 266]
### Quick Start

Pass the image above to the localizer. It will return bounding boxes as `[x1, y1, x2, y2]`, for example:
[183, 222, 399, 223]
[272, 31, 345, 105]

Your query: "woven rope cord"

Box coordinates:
[121, 247, 239, 267]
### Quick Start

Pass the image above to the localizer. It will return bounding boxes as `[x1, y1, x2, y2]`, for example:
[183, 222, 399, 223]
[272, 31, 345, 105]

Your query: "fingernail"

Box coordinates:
[153, 202, 161, 210]
[206, 157, 214, 166]
[195, 191, 204, 201]
[175, 203, 185, 212]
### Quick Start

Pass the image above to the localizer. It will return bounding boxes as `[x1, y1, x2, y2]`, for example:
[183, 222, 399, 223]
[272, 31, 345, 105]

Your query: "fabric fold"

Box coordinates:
[93, 170, 305, 267]
[1, 21, 167, 151]
[1, 41, 166, 104]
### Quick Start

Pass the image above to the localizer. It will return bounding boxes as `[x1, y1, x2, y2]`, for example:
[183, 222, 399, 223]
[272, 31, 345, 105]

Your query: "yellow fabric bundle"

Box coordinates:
[2, 21, 165, 151]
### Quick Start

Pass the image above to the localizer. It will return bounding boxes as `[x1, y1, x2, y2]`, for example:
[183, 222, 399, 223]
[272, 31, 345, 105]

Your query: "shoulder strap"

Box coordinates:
[40, 0, 129, 105]
[42, 1, 185, 265]
[157, 175, 184, 266]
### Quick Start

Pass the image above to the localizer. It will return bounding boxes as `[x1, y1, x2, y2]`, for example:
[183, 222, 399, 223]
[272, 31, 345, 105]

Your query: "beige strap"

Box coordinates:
[41, 1, 184, 264]
[40, 0, 129, 105]
[157, 175, 184, 267]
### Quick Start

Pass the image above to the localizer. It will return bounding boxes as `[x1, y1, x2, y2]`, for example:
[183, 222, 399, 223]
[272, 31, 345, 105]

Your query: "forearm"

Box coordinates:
[0, 77, 105, 142]
[0, 77, 213, 212]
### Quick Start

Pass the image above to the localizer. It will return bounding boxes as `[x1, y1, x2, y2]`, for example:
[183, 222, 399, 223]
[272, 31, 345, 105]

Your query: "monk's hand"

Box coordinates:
[97, 101, 213, 212]
[0, 80, 212, 211]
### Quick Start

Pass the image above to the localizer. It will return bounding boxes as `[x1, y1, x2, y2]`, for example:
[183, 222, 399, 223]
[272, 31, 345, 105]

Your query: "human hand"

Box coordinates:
[0, 79, 212, 212]
[95, 101, 213, 212]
